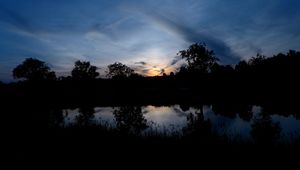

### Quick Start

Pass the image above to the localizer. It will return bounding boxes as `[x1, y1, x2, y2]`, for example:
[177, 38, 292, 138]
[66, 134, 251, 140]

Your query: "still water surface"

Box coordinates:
[61, 105, 300, 142]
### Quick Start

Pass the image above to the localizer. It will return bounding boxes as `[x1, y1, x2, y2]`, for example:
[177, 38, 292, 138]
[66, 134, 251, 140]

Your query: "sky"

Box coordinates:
[0, 0, 300, 82]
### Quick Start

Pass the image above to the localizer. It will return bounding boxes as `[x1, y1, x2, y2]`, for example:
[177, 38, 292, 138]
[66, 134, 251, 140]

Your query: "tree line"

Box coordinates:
[8, 42, 300, 83]
[12, 58, 136, 82]
[1, 42, 299, 107]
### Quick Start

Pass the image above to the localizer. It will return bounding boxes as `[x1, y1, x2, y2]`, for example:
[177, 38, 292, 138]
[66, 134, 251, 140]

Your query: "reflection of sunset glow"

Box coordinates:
[143, 105, 188, 132]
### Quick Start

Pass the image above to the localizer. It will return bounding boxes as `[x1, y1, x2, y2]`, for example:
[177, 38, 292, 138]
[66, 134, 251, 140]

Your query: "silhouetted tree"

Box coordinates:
[178, 43, 218, 73]
[129, 73, 143, 79]
[71, 60, 99, 80]
[235, 60, 249, 73]
[113, 106, 148, 134]
[248, 54, 266, 66]
[13, 58, 56, 81]
[107, 62, 134, 79]
[211, 64, 234, 75]
[176, 65, 189, 77]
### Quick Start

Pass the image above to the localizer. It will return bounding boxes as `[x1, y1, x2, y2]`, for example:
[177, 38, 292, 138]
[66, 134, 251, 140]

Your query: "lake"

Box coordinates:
[59, 105, 300, 144]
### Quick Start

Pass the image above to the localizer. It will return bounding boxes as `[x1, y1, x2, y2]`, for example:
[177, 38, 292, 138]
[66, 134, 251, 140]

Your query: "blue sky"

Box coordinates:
[0, 0, 300, 81]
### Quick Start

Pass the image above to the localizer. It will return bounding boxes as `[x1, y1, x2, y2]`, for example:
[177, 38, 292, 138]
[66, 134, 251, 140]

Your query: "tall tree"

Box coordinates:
[71, 60, 99, 80]
[178, 43, 218, 73]
[13, 58, 56, 81]
[107, 62, 134, 79]
[248, 53, 266, 66]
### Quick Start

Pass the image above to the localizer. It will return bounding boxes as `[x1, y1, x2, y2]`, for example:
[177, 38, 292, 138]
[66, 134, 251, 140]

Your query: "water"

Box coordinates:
[60, 105, 300, 143]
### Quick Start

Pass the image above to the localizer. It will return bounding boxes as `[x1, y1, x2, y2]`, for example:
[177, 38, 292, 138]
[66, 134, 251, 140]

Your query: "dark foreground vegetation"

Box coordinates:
[2, 43, 300, 164]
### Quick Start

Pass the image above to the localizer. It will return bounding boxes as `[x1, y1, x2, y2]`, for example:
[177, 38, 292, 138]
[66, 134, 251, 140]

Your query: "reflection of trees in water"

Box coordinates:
[179, 104, 190, 112]
[260, 103, 300, 120]
[237, 105, 253, 121]
[251, 112, 281, 145]
[48, 109, 64, 127]
[212, 103, 253, 121]
[182, 109, 212, 139]
[179, 104, 285, 145]
[113, 106, 148, 134]
[76, 107, 95, 126]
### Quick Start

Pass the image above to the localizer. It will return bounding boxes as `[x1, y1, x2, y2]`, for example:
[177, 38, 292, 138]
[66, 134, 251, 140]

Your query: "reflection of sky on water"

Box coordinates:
[143, 105, 190, 132]
[63, 109, 80, 125]
[62, 105, 300, 141]
[63, 107, 116, 127]
[272, 115, 300, 142]
[203, 106, 253, 140]
[93, 107, 116, 127]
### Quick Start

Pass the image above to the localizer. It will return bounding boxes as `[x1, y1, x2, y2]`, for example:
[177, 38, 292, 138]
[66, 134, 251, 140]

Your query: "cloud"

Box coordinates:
[133, 60, 173, 76]
[170, 56, 182, 66]
[144, 11, 240, 64]
[132, 61, 156, 76]
[141, 69, 151, 74]
[134, 61, 147, 65]
[0, 5, 34, 33]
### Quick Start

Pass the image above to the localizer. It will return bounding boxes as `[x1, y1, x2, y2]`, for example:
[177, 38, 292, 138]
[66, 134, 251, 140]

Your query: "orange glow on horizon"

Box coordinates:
[146, 69, 161, 77]
[135, 65, 176, 77]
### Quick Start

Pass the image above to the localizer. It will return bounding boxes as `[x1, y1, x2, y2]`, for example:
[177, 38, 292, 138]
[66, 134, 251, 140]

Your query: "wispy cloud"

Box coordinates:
[141, 10, 240, 64]
[170, 56, 182, 66]
[134, 61, 147, 65]
[0, 5, 34, 33]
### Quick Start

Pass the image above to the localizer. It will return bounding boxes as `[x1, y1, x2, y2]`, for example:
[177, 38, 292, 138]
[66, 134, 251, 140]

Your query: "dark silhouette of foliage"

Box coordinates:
[178, 43, 219, 73]
[248, 53, 266, 66]
[211, 64, 234, 75]
[179, 104, 190, 112]
[71, 60, 99, 80]
[176, 65, 189, 77]
[212, 103, 253, 121]
[107, 62, 134, 79]
[48, 109, 64, 127]
[76, 107, 95, 126]
[113, 106, 148, 134]
[236, 105, 253, 121]
[12, 58, 56, 81]
[182, 111, 212, 139]
[235, 60, 250, 73]
[251, 112, 281, 145]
